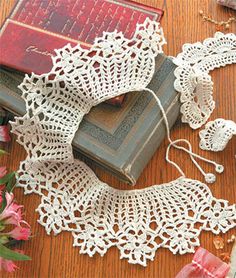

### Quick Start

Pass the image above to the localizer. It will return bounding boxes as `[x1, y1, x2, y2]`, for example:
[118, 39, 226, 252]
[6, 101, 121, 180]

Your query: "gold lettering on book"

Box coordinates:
[26, 46, 54, 57]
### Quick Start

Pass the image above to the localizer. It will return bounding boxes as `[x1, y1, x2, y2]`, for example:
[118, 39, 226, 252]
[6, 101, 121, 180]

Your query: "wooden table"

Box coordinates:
[0, 0, 236, 277]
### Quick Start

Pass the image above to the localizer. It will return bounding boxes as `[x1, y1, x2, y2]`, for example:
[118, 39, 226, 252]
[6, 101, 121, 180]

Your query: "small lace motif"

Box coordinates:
[199, 118, 236, 151]
[10, 19, 236, 266]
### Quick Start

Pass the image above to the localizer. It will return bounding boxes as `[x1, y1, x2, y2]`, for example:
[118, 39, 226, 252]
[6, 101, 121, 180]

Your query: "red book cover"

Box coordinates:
[0, 0, 163, 105]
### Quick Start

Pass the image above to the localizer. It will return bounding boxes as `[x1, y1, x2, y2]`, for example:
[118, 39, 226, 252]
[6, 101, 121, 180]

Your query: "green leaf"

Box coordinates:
[5, 239, 21, 248]
[6, 172, 16, 193]
[0, 236, 9, 245]
[0, 172, 15, 213]
[0, 196, 6, 214]
[0, 172, 15, 186]
[0, 243, 31, 261]
[0, 149, 8, 156]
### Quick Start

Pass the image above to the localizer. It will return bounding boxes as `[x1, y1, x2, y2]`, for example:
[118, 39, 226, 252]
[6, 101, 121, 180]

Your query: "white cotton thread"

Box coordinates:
[10, 20, 236, 266]
[145, 88, 222, 183]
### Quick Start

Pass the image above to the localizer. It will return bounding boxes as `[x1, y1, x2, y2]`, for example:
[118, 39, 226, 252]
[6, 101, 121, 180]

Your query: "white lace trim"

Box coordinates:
[199, 118, 236, 151]
[16, 159, 236, 266]
[173, 32, 236, 129]
[10, 19, 236, 266]
[13, 18, 166, 164]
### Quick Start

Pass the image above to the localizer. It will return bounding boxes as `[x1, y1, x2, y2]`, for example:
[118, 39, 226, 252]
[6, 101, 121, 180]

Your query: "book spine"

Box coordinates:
[0, 69, 25, 116]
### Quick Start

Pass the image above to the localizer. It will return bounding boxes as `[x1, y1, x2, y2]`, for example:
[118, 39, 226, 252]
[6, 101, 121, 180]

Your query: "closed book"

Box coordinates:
[0, 54, 180, 184]
[0, 0, 163, 106]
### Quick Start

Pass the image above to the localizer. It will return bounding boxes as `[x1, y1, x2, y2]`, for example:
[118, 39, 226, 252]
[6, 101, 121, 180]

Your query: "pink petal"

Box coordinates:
[9, 226, 31, 241]
[0, 125, 11, 142]
[3, 213, 22, 226]
[0, 193, 23, 224]
[5, 192, 14, 207]
[228, 241, 236, 277]
[0, 257, 18, 272]
[0, 166, 7, 178]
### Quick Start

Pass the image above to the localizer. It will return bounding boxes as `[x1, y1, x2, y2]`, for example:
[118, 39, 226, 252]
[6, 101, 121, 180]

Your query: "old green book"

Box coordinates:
[0, 54, 180, 184]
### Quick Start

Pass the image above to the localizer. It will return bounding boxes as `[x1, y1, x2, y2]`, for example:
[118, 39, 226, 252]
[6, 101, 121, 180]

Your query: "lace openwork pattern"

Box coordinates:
[11, 19, 236, 266]
[173, 32, 236, 129]
[199, 118, 236, 151]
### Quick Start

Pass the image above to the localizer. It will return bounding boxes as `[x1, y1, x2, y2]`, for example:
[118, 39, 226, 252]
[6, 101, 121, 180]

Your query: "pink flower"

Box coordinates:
[0, 186, 4, 204]
[0, 166, 7, 178]
[0, 193, 23, 225]
[0, 167, 7, 203]
[0, 257, 18, 272]
[0, 125, 11, 142]
[8, 226, 31, 241]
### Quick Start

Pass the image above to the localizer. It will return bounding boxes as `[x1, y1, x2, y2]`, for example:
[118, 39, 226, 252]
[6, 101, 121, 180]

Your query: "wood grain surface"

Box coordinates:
[0, 0, 236, 277]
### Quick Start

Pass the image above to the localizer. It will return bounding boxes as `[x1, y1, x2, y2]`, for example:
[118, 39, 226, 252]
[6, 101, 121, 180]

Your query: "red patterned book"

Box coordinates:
[0, 0, 163, 105]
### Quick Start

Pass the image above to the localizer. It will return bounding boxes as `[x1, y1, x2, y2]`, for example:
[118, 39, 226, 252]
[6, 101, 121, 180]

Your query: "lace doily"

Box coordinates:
[173, 32, 236, 129]
[199, 118, 236, 151]
[10, 19, 236, 266]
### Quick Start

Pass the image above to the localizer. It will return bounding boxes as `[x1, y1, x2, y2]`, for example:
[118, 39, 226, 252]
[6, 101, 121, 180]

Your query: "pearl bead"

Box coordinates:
[215, 164, 224, 173]
[205, 173, 216, 184]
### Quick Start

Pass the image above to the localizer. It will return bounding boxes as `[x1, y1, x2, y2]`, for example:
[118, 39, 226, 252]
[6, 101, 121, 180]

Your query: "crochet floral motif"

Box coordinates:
[13, 159, 236, 266]
[173, 32, 236, 129]
[199, 118, 236, 151]
[10, 19, 236, 266]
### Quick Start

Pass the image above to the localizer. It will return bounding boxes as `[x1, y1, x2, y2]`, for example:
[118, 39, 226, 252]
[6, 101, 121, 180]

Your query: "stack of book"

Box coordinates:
[0, 0, 180, 184]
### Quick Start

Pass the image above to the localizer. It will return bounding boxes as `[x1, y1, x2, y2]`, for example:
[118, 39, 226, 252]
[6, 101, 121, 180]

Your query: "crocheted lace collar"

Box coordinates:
[11, 18, 236, 266]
